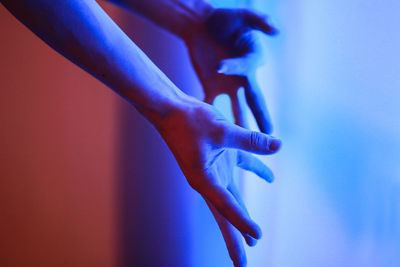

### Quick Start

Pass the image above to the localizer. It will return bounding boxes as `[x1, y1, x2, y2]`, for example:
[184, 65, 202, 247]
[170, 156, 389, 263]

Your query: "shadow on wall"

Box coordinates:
[114, 12, 193, 267]
[112, 8, 232, 267]
[117, 104, 193, 266]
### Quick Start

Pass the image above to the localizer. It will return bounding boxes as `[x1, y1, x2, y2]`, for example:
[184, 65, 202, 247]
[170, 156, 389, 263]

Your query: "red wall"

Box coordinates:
[0, 1, 232, 266]
[0, 3, 119, 266]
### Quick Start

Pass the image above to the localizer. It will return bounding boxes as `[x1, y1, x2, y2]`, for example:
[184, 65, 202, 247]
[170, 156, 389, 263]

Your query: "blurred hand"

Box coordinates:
[155, 98, 281, 266]
[184, 8, 278, 133]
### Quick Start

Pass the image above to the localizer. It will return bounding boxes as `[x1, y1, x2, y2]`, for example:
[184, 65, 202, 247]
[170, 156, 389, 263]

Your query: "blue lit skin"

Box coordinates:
[109, 0, 278, 133]
[2, 0, 281, 266]
[185, 8, 278, 134]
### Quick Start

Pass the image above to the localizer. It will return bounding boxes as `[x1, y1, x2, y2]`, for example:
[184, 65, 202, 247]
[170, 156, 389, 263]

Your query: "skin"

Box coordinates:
[185, 8, 278, 133]
[106, 1, 280, 265]
[110, 0, 278, 133]
[1, 0, 281, 266]
[156, 100, 280, 267]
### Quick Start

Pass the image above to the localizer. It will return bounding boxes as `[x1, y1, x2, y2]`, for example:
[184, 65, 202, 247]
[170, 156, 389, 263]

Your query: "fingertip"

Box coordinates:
[259, 16, 279, 36]
[270, 27, 280, 36]
[265, 171, 274, 183]
[257, 18, 278, 35]
[248, 222, 262, 240]
[262, 21, 279, 36]
[267, 137, 281, 153]
[258, 160, 274, 183]
[244, 234, 258, 247]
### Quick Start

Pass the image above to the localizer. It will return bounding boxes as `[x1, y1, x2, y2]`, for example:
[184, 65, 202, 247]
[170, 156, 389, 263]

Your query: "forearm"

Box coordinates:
[107, 0, 214, 39]
[2, 0, 190, 123]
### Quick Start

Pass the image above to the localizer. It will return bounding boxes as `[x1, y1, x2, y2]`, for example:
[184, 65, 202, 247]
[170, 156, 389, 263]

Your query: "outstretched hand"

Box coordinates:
[184, 8, 278, 133]
[1, 0, 280, 266]
[155, 98, 281, 266]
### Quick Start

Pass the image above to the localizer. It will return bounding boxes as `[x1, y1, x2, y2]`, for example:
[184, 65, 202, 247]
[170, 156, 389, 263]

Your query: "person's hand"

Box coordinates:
[154, 98, 281, 266]
[183, 8, 278, 133]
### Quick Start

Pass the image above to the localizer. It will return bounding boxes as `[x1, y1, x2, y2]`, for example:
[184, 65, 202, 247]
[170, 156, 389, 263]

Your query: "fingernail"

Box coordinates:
[268, 137, 281, 152]
[249, 223, 262, 240]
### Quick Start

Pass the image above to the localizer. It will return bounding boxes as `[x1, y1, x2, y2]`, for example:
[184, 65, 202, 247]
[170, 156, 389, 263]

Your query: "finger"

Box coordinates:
[230, 90, 247, 128]
[202, 182, 262, 239]
[205, 200, 247, 267]
[218, 55, 260, 76]
[224, 123, 281, 154]
[244, 233, 257, 247]
[227, 184, 258, 247]
[241, 10, 278, 35]
[243, 76, 273, 134]
[237, 151, 274, 183]
[218, 57, 250, 76]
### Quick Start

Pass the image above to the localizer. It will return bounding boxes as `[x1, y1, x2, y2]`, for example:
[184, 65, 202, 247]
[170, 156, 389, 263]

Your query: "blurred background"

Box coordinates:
[0, 0, 399, 266]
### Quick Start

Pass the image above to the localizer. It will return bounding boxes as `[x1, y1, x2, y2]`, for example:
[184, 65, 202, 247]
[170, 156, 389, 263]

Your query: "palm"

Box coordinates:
[156, 100, 279, 266]
[201, 147, 275, 266]
[185, 8, 278, 134]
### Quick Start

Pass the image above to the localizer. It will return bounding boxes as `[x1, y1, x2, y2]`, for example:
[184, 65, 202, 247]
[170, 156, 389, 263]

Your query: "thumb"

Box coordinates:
[224, 123, 281, 154]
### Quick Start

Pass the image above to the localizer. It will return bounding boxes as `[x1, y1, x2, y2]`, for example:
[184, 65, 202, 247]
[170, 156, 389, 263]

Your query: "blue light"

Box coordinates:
[213, 0, 400, 266]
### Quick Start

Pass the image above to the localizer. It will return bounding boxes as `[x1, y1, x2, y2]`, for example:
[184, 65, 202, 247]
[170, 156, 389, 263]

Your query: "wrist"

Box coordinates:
[150, 95, 206, 139]
[134, 85, 196, 129]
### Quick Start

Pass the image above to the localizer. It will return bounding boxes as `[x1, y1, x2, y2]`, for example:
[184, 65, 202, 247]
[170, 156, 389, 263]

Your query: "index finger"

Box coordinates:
[241, 10, 278, 35]
[205, 199, 247, 267]
[201, 181, 262, 239]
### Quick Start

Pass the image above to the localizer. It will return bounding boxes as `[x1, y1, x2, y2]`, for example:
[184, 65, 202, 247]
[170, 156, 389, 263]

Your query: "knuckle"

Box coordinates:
[249, 131, 262, 148]
[211, 122, 228, 146]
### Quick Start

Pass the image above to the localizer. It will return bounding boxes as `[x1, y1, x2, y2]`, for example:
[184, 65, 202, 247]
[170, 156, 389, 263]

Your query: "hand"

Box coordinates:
[155, 98, 281, 266]
[184, 8, 278, 134]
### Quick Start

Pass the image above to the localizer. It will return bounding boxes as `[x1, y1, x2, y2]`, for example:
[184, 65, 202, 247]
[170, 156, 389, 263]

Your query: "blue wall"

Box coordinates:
[229, 0, 400, 266]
